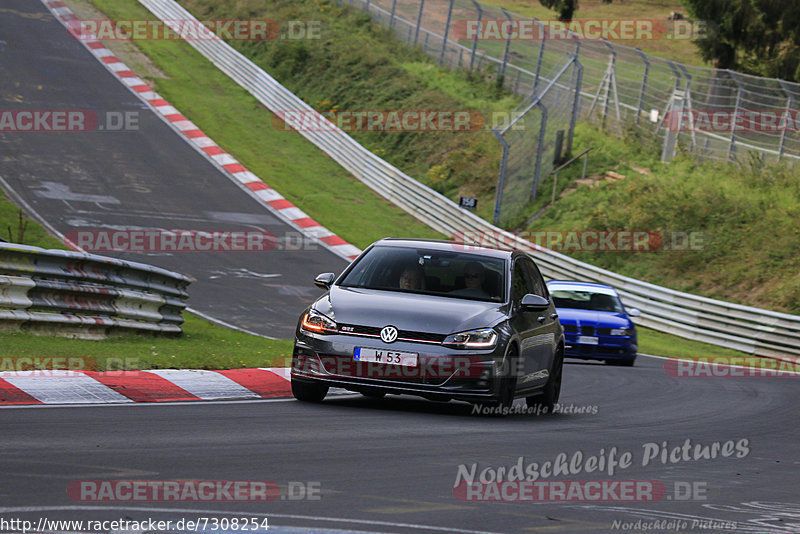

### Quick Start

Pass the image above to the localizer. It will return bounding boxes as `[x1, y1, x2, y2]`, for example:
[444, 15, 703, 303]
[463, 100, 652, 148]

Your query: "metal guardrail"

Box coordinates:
[135, 0, 800, 360]
[0, 242, 190, 336]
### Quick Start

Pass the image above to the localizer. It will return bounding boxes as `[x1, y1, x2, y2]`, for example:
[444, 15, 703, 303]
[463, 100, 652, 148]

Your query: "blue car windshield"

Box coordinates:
[338, 246, 506, 302]
[551, 289, 624, 313]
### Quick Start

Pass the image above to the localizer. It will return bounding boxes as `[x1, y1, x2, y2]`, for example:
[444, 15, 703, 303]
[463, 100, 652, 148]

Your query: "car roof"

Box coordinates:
[546, 280, 619, 295]
[373, 237, 513, 259]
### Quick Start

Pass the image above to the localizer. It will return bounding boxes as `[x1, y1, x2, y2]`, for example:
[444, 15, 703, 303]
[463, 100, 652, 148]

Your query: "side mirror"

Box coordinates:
[314, 272, 335, 289]
[628, 308, 641, 317]
[520, 293, 549, 311]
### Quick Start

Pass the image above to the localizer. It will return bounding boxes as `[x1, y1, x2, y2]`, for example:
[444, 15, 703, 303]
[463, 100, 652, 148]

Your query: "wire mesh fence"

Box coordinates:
[340, 0, 800, 225]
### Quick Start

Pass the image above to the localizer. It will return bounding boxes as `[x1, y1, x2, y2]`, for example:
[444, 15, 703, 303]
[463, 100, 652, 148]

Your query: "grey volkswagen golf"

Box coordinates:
[291, 238, 564, 412]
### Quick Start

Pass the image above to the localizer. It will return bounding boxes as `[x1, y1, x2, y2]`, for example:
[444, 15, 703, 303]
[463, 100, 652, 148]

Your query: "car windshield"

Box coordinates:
[338, 245, 506, 302]
[550, 288, 624, 313]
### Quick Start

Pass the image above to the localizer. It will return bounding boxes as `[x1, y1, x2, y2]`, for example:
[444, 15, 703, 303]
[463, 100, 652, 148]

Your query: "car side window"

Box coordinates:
[511, 259, 534, 306]
[522, 258, 548, 298]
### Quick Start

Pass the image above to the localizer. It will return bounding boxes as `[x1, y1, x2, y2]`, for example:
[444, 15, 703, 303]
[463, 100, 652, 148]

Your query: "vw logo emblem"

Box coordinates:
[380, 326, 398, 343]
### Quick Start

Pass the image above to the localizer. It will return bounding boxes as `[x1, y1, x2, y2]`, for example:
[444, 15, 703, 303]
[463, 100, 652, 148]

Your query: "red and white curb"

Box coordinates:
[42, 0, 361, 262]
[0, 367, 291, 405]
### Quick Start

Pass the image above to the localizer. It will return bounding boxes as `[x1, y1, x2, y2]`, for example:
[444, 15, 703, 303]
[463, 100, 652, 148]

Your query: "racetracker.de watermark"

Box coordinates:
[665, 110, 800, 132]
[64, 230, 326, 253]
[451, 18, 710, 41]
[450, 230, 705, 253]
[0, 110, 138, 132]
[66, 19, 322, 41]
[67, 480, 321, 501]
[664, 357, 800, 378]
[272, 109, 485, 133]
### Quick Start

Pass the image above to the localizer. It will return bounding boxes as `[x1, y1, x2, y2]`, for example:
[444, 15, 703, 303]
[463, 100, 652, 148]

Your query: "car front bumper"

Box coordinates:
[291, 330, 507, 402]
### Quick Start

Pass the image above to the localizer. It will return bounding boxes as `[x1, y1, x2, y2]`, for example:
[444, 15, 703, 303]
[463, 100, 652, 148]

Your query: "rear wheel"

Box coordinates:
[526, 349, 562, 413]
[291, 379, 329, 402]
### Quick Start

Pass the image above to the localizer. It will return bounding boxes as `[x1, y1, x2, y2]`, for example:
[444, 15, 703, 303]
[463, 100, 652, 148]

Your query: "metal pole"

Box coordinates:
[469, 0, 482, 70]
[566, 54, 582, 157]
[439, 0, 455, 66]
[389, 0, 397, 29]
[728, 71, 744, 161]
[551, 171, 559, 204]
[499, 8, 512, 82]
[531, 102, 548, 201]
[531, 19, 546, 97]
[414, 0, 425, 45]
[778, 79, 793, 162]
[634, 48, 650, 126]
[678, 63, 696, 152]
[491, 129, 510, 225]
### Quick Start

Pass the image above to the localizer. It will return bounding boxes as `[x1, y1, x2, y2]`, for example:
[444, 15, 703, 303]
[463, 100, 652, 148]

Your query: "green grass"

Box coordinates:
[0, 314, 294, 370]
[637, 326, 752, 360]
[0, 0, 786, 368]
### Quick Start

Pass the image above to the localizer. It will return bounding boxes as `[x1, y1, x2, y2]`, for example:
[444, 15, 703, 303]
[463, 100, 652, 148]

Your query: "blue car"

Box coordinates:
[546, 281, 639, 366]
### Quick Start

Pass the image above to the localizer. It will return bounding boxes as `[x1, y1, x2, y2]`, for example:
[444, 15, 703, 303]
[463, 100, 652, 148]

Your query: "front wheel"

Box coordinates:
[526, 350, 562, 413]
[291, 378, 329, 402]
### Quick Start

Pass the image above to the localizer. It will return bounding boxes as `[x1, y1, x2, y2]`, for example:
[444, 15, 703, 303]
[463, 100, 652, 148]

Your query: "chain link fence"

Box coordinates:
[341, 0, 800, 225]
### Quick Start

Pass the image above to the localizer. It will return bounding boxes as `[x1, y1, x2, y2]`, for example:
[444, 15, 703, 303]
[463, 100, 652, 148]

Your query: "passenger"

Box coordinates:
[398, 263, 425, 290]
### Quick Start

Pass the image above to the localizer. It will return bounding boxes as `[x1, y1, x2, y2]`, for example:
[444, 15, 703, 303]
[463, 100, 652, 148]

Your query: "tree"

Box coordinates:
[681, 0, 800, 81]
[538, 0, 613, 22]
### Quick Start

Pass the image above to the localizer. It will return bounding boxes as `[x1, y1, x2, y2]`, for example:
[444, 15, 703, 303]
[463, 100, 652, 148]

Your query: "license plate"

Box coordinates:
[354, 347, 418, 367]
[578, 336, 599, 345]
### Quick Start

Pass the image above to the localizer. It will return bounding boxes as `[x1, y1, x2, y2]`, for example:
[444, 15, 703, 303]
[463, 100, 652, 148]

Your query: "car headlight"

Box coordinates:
[610, 328, 632, 336]
[300, 309, 337, 334]
[442, 328, 497, 349]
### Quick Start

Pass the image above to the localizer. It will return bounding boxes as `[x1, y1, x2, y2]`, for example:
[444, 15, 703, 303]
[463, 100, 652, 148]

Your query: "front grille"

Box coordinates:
[563, 324, 578, 333]
[597, 327, 612, 336]
[581, 325, 595, 335]
[337, 323, 446, 344]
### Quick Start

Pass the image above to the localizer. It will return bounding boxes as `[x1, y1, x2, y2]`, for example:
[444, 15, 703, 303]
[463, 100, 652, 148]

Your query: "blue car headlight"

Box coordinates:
[610, 327, 633, 336]
[300, 309, 337, 334]
[442, 328, 498, 349]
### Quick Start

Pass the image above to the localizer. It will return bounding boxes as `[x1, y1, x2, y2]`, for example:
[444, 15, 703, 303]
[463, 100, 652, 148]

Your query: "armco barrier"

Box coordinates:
[0, 242, 190, 337]
[111, 0, 800, 360]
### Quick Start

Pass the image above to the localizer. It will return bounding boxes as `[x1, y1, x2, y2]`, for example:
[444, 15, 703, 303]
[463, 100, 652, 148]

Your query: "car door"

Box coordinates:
[510, 255, 556, 392]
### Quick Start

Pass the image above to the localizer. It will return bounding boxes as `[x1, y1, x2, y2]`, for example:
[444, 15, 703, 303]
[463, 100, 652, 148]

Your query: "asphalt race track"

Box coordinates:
[1, 356, 799, 533]
[1, 2, 799, 534]
[0, 0, 348, 338]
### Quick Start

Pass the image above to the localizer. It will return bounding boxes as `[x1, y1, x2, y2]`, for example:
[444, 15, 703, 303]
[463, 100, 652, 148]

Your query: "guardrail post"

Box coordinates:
[414, 0, 426, 45]
[777, 79, 793, 162]
[469, 0, 482, 70]
[634, 48, 650, 126]
[659, 61, 683, 162]
[439, 0, 455, 65]
[728, 71, 744, 161]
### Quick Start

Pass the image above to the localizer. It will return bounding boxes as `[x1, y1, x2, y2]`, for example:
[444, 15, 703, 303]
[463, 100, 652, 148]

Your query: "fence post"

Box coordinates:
[389, 0, 397, 28]
[634, 48, 650, 126]
[469, 0, 482, 70]
[491, 130, 510, 225]
[565, 54, 583, 157]
[499, 8, 513, 82]
[414, 0, 425, 45]
[678, 63, 696, 152]
[728, 71, 744, 161]
[778, 79, 793, 162]
[659, 61, 682, 162]
[531, 19, 546, 97]
[439, 0, 455, 65]
[531, 102, 548, 201]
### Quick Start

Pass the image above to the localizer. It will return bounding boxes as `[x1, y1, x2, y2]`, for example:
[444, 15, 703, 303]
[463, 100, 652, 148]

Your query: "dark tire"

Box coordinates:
[526, 350, 563, 413]
[291, 378, 329, 402]
[484, 349, 518, 416]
